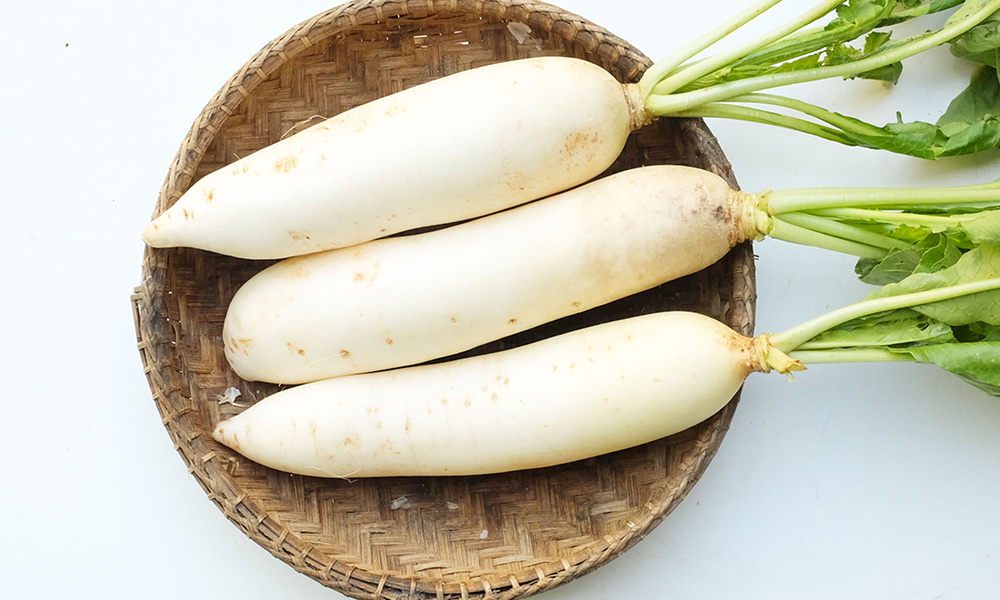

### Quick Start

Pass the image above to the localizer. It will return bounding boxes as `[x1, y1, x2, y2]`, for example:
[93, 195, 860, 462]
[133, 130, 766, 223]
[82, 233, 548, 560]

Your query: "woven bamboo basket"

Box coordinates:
[132, 1, 756, 598]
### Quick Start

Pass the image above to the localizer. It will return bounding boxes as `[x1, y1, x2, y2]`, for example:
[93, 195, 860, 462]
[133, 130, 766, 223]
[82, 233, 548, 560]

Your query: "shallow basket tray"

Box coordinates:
[132, 1, 756, 598]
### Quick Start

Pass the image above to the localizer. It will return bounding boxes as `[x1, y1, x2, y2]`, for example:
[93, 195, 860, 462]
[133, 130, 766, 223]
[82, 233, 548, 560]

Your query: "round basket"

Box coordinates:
[132, 1, 756, 598]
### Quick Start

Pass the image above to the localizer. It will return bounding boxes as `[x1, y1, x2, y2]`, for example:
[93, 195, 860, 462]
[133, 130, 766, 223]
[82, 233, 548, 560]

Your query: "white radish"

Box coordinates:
[222, 165, 766, 385]
[212, 311, 798, 478]
[142, 3, 1000, 259]
[142, 57, 645, 259]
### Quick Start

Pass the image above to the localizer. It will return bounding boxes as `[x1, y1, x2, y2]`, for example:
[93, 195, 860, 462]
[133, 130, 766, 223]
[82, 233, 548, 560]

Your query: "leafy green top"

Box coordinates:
[639, 0, 1000, 159]
[767, 244, 1000, 396]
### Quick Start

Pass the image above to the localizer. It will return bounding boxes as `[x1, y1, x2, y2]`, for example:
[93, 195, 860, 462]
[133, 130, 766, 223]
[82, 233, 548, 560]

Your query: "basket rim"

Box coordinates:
[133, 1, 752, 598]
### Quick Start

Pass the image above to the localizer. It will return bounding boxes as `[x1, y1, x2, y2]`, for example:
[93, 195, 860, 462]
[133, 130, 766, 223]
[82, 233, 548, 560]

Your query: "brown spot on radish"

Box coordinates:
[298, 349, 306, 357]
[572, 301, 582, 308]
[182, 208, 192, 220]
[340, 349, 351, 358]
[405, 418, 412, 433]
[274, 155, 299, 173]
[451, 317, 458, 323]
[344, 435, 361, 449]
[205, 188, 215, 202]
[491, 392, 499, 402]
[282, 259, 311, 279]
[288, 230, 312, 241]
[385, 338, 394, 345]
[508, 318, 518, 325]
[464, 397, 472, 407]
[354, 272, 364, 282]
[562, 131, 589, 155]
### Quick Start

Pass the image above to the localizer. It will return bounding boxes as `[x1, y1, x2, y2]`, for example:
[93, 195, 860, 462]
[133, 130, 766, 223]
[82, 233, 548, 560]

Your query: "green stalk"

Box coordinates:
[637, 0, 785, 97]
[788, 348, 918, 363]
[711, 92, 896, 136]
[671, 101, 858, 145]
[648, 0, 846, 96]
[774, 212, 913, 250]
[885, 0, 965, 23]
[768, 276, 1000, 351]
[643, 0, 1000, 115]
[763, 180, 1000, 214]
[768, 216, 890, 258]
[808, 207, 969, 226]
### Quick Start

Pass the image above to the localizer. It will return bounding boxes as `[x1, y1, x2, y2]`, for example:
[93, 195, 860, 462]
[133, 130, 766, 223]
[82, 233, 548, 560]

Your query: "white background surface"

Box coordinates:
[3, 0, 1000, 598]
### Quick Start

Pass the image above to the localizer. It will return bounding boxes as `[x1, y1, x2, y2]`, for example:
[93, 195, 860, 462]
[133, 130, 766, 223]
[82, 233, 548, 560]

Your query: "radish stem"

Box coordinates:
[637, 0, 786, 96]
[644, 0, 1000, 114]
[767, 217, 891, 258]
[788, 348, 919, 363]
[807, 208, 970, 226]
[763, 180, 1000, 213]
[671, 101, 857, 145]
[769, 276, 1000, 352]
[635, 0, 1000, 158]
[773, 212, 912, 251]
[645, 0, 846, 97]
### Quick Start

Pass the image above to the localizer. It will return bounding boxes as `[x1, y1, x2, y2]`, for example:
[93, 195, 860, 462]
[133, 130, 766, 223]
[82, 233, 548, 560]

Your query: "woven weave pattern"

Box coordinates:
[132, 1, 756, 598]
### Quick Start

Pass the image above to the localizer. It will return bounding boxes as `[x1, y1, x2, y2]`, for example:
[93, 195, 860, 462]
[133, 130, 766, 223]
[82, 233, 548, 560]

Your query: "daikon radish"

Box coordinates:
[213, 254, 1000, 478]
[222, 165, 763, 384]
[222, 164, 1000, 385]
[213, 312, 794, 478]
[143, 1, 1000, 258]
[142, 57, 639, 259]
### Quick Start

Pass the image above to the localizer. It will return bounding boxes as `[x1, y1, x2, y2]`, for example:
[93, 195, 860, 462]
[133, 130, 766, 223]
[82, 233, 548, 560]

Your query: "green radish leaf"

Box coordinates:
[856, 234, 963, 284]
[938, 66, 1000, 127]
[952, 320, 1000, 341]
[950, 9, 1000, 67]
[736, 64, 1000, 158]
[963, 209, 1000, 242]
[857, 248, 924, 284]
[916, 233, 966, 272]
[679, 0, 899, 91]
[929, 65, 1000, 155]
[891, 341, 1000, 396]
[882, 223, 938, 243]
[801, 310, 957, 348]
[758, 0, 898, 66]
[835, 115, 948, 158]
[817, 110, 1000, 158]
[884, 0, 964, 24]
[828, 31, 903, 82]
[865, 244, 1000, 325]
